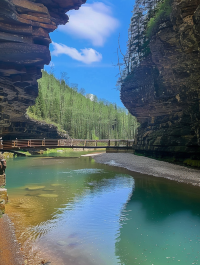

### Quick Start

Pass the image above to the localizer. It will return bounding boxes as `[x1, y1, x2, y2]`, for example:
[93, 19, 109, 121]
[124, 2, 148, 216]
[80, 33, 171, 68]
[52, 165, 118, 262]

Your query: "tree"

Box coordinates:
[119, 0, 167, 82]
[27, 71, 139, 140]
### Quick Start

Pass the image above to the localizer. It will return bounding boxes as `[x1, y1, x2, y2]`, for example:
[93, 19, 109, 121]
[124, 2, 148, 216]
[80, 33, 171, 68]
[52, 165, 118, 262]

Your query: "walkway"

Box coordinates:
[0, 139, 135, 150]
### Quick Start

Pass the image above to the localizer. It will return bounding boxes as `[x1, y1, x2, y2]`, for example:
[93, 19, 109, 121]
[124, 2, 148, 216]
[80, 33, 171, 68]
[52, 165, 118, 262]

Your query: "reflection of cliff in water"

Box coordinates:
[116, 176, 200, 265]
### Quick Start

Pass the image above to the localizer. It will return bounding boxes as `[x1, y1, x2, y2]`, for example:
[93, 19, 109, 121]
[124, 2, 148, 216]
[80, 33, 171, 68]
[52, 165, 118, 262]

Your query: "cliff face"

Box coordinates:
[121, 0, 200, 159]
[0, 0, 85, 139]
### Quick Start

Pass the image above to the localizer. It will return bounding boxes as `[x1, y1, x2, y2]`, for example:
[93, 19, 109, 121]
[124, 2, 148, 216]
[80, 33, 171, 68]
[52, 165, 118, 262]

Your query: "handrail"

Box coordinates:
[0, 139, 135, 150]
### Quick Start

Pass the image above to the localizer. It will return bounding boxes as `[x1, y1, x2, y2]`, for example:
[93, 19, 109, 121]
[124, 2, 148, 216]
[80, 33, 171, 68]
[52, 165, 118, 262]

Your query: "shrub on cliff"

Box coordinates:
[146, 0, 172, 38]
[118, 0, 173, 86]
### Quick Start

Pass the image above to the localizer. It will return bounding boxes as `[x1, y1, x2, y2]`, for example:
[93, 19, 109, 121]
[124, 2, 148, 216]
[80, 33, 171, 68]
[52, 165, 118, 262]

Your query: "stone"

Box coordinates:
[0, 199, 5, 212]
[38, 194, 58, 198]
[0, 0, 86, 139]
[121, 0, 200, 159]
[57, 240, 67, 246]
[25, 185, 45, 190]
[0, 174, 6, 187]
[0, 156, 6, 187]
[0, 188, 8, 203]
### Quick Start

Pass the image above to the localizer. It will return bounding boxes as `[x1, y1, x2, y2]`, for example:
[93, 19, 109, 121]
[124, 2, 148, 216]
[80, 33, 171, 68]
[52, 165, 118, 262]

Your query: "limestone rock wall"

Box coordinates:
[0, 0, 86, 139]
[121, 0, 200, 159]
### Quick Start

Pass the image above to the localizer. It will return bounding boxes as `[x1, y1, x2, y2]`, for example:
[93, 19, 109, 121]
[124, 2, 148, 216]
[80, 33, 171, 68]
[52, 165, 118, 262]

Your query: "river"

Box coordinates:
[5, 155, 200, 265]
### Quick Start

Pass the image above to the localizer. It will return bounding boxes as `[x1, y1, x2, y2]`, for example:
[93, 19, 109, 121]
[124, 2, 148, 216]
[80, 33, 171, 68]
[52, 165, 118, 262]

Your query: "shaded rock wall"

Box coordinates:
[0, 155, 7, 215]
[0, 0, 86, 139]
[121, 0, 200, 159]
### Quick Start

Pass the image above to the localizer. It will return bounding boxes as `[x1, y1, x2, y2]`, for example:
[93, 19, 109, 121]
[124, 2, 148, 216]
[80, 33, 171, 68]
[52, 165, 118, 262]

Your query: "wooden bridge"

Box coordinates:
[0, 139, 135, 151]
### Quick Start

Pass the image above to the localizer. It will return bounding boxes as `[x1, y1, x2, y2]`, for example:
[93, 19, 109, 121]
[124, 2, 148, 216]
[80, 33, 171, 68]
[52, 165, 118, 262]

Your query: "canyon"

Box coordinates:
[121, 0, 200, 159]
[0, 0, 200, 159]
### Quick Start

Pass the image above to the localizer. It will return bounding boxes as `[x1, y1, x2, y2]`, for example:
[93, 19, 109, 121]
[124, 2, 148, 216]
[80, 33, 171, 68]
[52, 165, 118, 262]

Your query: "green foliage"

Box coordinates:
[2, 152, 14, 158]
[27, 111, 66, 134]
[120, 0, 172, 83]
[43, 148, 73, 154]
[27, 71, 139, 140]
[146, 0, 172, 38]
[183, 159, 200, 168]
[15, 151, 31, 156]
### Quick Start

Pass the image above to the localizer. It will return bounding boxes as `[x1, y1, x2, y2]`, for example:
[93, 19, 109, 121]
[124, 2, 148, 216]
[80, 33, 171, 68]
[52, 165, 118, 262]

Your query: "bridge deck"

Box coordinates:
[0, 139, 135, 150]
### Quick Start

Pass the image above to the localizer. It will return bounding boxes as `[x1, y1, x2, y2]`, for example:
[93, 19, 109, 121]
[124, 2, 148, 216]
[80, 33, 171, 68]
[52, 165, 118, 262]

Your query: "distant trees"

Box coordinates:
[27, 71, 139, 139]
[118, 0, 171, 83]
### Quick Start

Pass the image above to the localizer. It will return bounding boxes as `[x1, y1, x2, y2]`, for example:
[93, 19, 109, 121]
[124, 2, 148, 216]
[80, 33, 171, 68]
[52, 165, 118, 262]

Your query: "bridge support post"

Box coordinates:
[28, 140, 32, 147]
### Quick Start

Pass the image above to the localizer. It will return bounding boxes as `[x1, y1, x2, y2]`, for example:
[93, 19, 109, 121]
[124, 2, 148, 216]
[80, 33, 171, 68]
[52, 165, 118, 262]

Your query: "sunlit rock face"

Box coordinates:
[0, 0, 86, 139]
[121, 0, 200, 159]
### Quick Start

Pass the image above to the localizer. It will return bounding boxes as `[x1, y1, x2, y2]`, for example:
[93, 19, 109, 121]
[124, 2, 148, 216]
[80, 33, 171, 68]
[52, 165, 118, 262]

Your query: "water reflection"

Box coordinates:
[33, 175, 134, 265]
[6, 157, 134, 264]
[5, 157, 200, 265]
[116, 177, 200, 265]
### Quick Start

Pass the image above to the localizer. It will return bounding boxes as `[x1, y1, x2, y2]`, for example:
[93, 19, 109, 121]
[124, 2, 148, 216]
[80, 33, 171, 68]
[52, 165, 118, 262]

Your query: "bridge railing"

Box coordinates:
[1, 139, 135, 150]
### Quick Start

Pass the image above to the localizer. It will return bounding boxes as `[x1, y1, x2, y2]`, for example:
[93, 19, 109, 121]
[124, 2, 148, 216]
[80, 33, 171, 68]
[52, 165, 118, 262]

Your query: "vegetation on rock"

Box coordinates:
[183, 159, 200, 168]
[146, 0, 172, 38]
[119, 0, 172, 83]
[1, 152, 14, 159]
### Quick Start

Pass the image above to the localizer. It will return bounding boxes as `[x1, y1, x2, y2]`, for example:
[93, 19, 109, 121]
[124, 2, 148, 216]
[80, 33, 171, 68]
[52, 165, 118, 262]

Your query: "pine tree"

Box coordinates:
[27, 71, 139, 140]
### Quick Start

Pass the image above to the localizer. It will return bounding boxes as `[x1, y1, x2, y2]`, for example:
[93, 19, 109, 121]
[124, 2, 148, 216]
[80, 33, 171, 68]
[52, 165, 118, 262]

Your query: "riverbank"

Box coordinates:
[93, 153, 200, 187]
[0, 214, 23, 265]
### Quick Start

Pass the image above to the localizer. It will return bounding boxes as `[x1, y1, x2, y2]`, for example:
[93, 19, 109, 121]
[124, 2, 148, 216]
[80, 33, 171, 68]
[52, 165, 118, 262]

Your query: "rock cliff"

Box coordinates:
[0, 154, 7, 215]
[0, 0, 86, 139]
[121, 0, 200, 159]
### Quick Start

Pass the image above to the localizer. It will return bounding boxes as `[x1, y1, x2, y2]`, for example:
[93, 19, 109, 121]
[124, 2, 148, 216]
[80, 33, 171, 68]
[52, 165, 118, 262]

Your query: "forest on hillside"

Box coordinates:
[27, 71, 139, 139]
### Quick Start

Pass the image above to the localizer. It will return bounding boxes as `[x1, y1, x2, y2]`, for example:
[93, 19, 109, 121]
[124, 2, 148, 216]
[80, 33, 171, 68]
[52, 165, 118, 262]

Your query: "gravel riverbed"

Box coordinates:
[93, 153, 200, 187]
[0, 214, 23, 265]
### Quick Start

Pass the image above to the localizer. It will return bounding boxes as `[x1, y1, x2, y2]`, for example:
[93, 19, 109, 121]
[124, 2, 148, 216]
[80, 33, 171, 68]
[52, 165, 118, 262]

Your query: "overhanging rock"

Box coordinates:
[0, 0, 86, 139]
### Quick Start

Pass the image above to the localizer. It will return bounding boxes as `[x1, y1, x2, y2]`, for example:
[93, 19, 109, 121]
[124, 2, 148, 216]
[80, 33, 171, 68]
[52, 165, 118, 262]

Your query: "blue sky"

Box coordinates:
[45, 0, 135, 108]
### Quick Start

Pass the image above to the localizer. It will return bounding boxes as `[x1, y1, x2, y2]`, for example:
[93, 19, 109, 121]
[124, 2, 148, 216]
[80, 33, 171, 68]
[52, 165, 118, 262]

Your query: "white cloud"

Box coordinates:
[51, 42, 102, 64]
[58, 2, 119, 46]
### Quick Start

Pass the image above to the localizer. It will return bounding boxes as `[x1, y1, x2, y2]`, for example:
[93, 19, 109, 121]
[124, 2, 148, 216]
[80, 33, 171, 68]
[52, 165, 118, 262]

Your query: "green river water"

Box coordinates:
[5, 154, 200, 265]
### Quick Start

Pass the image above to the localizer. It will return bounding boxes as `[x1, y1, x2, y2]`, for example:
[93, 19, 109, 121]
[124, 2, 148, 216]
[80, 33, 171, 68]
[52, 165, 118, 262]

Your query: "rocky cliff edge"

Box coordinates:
[121, 0, 200, 159]
[0, 0, 86, 139]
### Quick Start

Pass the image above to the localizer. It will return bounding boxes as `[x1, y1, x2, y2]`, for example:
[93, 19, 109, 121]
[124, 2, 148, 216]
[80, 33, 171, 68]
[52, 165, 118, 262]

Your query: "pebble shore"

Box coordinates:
[0, 214, 23, 265]
[93, 153, 200, 187]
